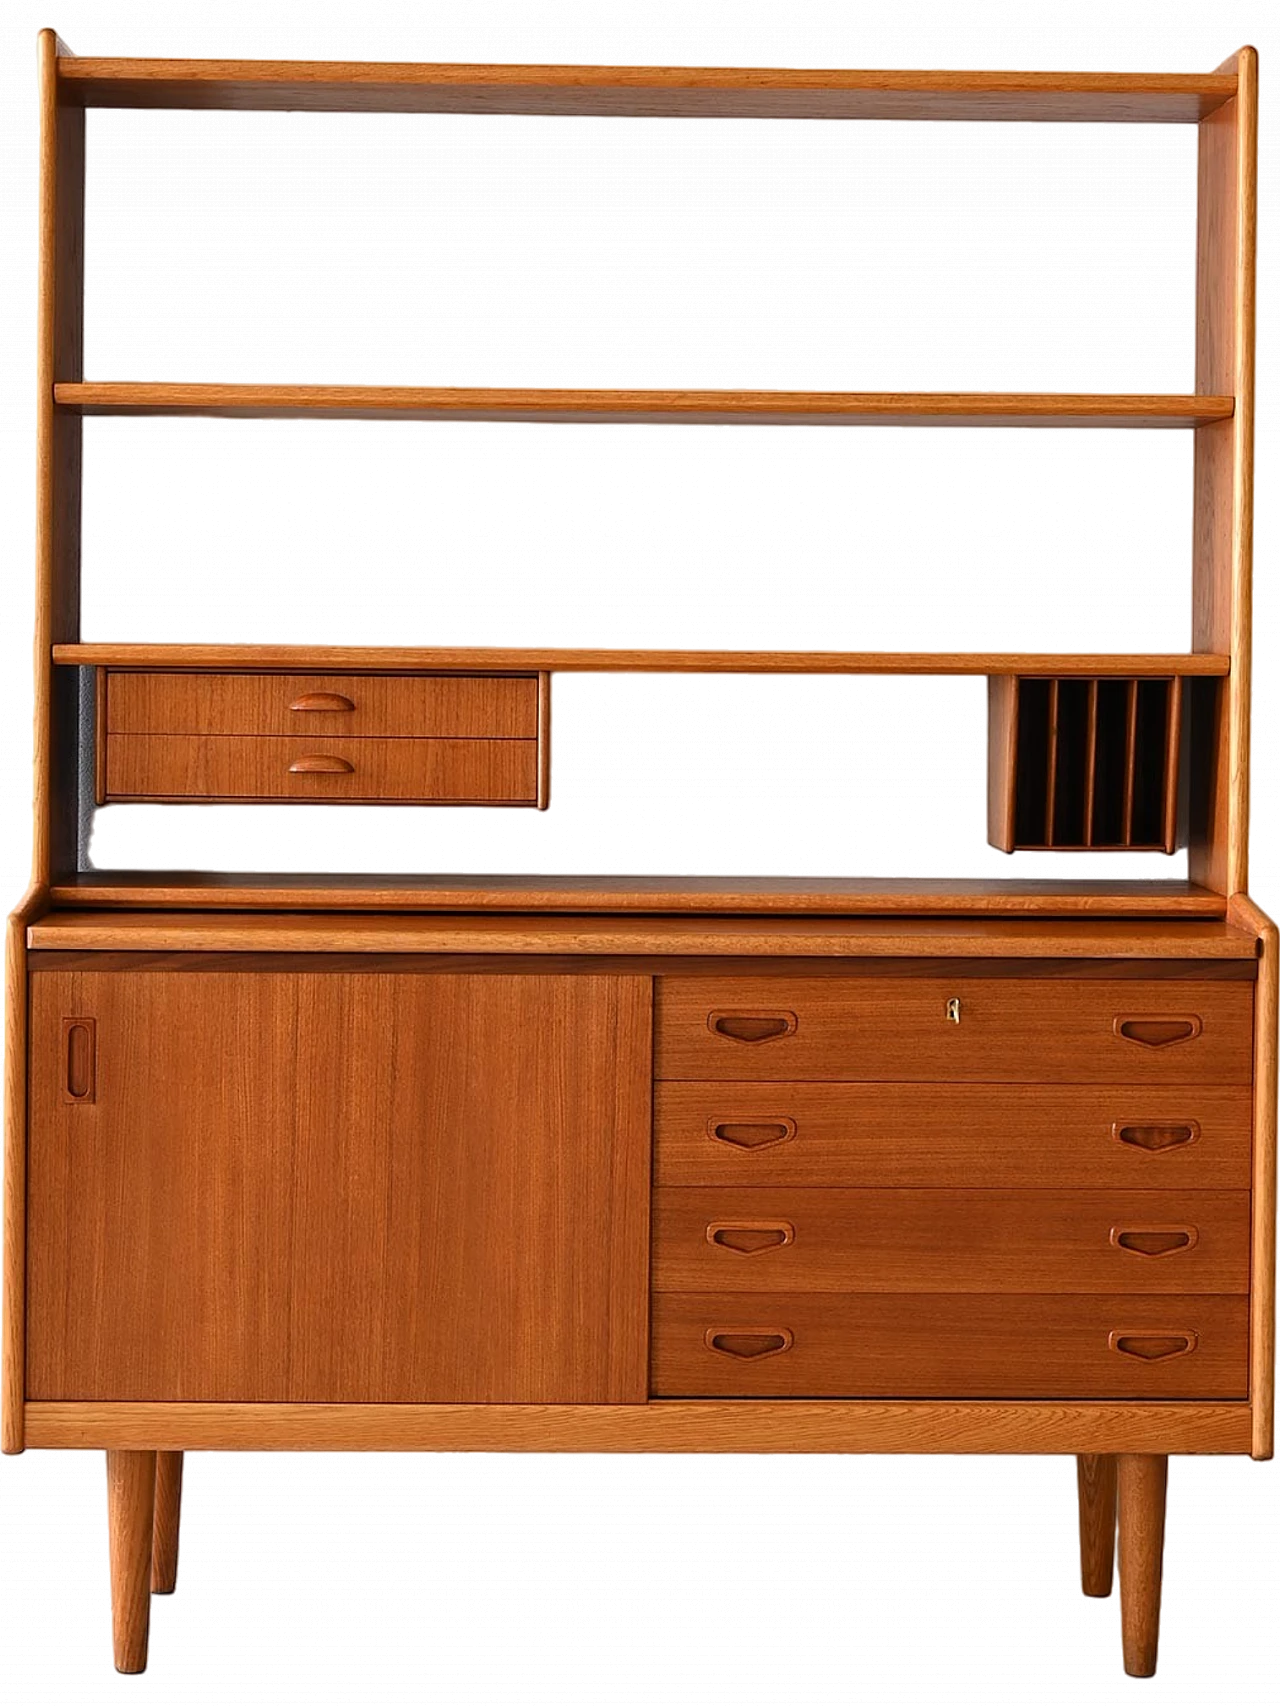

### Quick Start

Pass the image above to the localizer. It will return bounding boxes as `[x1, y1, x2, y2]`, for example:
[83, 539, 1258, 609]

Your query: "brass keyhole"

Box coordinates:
[946, 998, 962, 1025]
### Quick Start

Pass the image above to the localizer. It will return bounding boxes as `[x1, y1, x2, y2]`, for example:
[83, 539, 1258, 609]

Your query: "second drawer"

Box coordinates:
[652, 1188, 1251, 1293]
[103, 733, 540, 804]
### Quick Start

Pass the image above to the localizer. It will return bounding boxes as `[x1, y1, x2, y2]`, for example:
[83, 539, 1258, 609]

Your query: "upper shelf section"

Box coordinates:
[53, 645, 1231, 677]
[56, 385, 1233, 429]
[55, 56, 1239, 123]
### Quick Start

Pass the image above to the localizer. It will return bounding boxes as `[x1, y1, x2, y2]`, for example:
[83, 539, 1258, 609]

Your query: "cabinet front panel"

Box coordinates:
[654, 1083, 1253, 1188]
[656, 978, 1253, 1084]
[27, 969, 651, 1403]
[105, 671, 540, 739]
[651, 1293, 1249, 1398]
[653, 1188, 1250, 1294]
[104, 733, 539, 804]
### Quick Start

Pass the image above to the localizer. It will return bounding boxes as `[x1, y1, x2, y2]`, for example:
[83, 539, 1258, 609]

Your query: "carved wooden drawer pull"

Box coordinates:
[288, 692, 356, 712]
[708, 1011, 797, 1043]
[1111, 1226, 1198, 1258]
[706, 1329, 793, 1360]
[709, 1118, 797, 1151]
[1115, 1016, 1202, 1049]
[62, 1017, 96, 1104]
[1109, 1331, 1198, 1363]
[1114, 1121, 1200, 1153]
[288, 754, 355, 774]
[707, 1221, 795, 1256]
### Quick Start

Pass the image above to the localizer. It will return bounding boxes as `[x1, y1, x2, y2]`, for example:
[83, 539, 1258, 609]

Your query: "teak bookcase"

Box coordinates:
[3, 33, 1275, 1681]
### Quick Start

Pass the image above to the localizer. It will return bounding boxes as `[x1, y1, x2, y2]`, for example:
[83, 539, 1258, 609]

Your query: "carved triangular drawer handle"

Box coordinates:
[708, 1221, 795, 1256]
[708, 1012, 797, 1043]
[1111, 1226, 1198, 1258]
[709, 1118, 797, 1151]
[706, 1329, 794, 1360]
[1115, 1017, 1202, 1049]
[1109, 1331, 1198, 1362]
[1114, 1122, 1200, 1153]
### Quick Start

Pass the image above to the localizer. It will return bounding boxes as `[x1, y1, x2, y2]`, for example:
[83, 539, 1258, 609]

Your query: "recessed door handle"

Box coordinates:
[1115, 1017, 1202, 1049]
[708, 1011, 797, 1044]
[706, 1329, 793, 1360]
[289, 692, 355, 712]
[708, 1118, 797, 1151]
[1114, 1122, 1200, 1153]
[288, 755, 354, 774]
[707, 1221, 795, 1256]
[1109, 1331, 1198, 1362]
[62, 1017, 96, 1103]
[1111, 1226, 1198, 1258]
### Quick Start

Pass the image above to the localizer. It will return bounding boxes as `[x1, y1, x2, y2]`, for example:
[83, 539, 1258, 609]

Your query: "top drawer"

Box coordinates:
[104, 672, 540, 740]
[655, 977, 1253, 1085]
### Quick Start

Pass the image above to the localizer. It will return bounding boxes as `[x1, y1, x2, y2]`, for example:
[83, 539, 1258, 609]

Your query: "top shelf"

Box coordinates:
[55, 385, 1233, 429]
[54, 56, 1240, 123]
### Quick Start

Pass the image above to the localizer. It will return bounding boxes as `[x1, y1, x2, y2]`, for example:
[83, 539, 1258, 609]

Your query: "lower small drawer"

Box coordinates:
[103, 733, 540, 805]
[650, 1293, 1249, 1398]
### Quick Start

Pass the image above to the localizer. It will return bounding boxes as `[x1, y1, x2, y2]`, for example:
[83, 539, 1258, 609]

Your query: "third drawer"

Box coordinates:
[652, 1188, 1251, 1294]
[654, 1083, 1253, 1188]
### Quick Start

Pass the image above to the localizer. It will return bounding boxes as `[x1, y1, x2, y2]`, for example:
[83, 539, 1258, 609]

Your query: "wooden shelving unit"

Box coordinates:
[7, 35, 1274, 1685]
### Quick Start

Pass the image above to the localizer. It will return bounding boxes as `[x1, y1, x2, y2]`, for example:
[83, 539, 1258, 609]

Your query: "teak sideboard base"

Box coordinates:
[4, 904, 1275, 1677]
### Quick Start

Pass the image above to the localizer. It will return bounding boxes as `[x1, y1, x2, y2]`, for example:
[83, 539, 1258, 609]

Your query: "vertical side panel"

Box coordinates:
[2, 889, 47, 1452]
[985, 676, 1018, 852]
[1191, 50, 1257, 894]
[1230, 896, 1277, 1458]
[34, 31, 85, 886]
[536, 670, 552, 809]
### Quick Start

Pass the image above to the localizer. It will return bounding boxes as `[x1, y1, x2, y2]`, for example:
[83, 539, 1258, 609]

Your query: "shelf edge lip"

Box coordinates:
[52, 59, 1238, 128]
[52, 383, 1236, 427]
[50, 646, 1233, 677]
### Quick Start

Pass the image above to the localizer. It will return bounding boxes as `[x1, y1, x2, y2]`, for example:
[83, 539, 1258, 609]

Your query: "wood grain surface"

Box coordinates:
[26, 970, 651, 1403]
[105, 671, 539, 738]
[656, 976, 1254, 1083]
[1117, 1453, 1168, 1676]
[105, 1450, 155, 1673]
[654, 1082, 1253, 1189]
[652, 1188, 1250, 1293]
[1077, 1453, 1117, 1596]
[104, 732, 539, 804]
[55, 56, 1237, 122]
[651, 1294, 1249, 1398]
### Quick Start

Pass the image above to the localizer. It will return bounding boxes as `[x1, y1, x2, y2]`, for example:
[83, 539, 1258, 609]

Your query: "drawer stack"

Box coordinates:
[97, 670, 548, 806]
[652, 974, 1254, 1399]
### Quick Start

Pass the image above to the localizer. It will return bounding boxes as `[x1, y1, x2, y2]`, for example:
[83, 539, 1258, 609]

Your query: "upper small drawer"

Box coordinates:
[104, 671, 540, 740]
[655, 977, 1254, 1084]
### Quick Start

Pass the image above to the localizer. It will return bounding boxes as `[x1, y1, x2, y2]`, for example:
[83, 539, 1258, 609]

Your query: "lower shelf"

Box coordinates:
[651, 1294, 1249, 1399]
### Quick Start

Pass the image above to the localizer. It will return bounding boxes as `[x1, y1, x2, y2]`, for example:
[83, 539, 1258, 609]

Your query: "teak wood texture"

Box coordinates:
[655, 1082, 1254, 1190]
[54, 57, 1237, 121]
[651, 1294, 1249, 1399]
[53, 382, 1234, 428]
[655, 975, 1254, 1083]
[26, 968, 651, 1403]
[53, 642, 1233, 677]
[652, 1187, 1250, 1294]
[6, 31, 1277, 1686]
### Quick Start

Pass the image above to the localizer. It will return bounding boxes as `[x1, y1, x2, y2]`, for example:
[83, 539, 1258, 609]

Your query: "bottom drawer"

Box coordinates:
[104, 733, 539, 804]
[651, 1294, 1249, 1399]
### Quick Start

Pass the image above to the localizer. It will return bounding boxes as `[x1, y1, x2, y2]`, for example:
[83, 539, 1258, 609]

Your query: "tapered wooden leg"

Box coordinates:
[152, 1452, 184, 1594]
[1076, 1454, 1117, 1597]
[106, 1450, 157, 1673]
[1117, 1454, 1168, 1678]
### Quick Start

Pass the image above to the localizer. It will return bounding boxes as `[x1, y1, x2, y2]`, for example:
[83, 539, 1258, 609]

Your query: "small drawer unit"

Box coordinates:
[96, 669, 549, 806]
